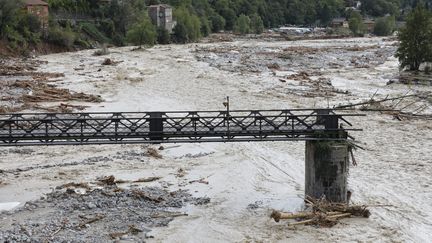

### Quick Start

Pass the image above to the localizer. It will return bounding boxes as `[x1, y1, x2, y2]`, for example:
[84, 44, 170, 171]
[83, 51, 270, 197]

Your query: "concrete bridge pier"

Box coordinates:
[305, 140, 349, 203]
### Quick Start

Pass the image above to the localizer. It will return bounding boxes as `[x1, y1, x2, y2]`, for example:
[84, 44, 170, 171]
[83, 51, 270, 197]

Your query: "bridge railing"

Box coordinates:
[0, 109, 363, 146]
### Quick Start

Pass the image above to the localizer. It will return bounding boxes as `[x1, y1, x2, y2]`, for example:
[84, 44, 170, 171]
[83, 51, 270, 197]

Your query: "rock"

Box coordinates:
[87, 202, 96, 209]
[102, 58, 113, 65]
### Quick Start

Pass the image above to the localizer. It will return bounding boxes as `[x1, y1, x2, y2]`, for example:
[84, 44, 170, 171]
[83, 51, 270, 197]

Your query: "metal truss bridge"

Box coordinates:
[0, 109, 363, 146]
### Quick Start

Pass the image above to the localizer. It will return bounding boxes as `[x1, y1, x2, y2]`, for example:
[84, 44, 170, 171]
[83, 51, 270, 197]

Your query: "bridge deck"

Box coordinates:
[0, 109, 363, 146]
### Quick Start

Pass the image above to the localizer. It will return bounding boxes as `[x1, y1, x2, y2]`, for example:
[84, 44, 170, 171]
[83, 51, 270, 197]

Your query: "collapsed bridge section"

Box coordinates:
[0, 109, 362, 146]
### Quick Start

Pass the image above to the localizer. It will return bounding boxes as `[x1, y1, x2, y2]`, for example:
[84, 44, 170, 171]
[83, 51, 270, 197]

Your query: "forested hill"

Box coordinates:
[0, 0, 431, 55]
[47, 0, 432, 27]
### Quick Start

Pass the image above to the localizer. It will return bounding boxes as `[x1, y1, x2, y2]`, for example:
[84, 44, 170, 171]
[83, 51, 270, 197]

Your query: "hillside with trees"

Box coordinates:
[0, 0, 431, 54]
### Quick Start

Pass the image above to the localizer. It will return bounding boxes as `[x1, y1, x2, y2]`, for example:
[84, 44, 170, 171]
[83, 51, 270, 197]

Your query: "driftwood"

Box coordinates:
[335, 93, 431, 120]
[133, 176, 162, 183]
[336, 94, 418, 109]
[147, 147, 163, 159]
[78, 214, 105, 228]
[271, 197, 370, 227]
[132, 189, 164, 203]
[150, 212, 188, 218]
[57, 182, 91, 190]
[109, 225, 143, 239]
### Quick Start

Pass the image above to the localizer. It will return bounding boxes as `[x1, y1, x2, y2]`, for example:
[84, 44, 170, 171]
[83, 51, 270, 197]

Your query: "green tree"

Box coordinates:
[210, 14, 225, 32]
[157, 27, 170, 44]
[317, 0, 344, 26]
[234, 14, 250, 34]
[126, 14, 157, 47]
[348, 12, 366, 36]
[172, 21, 188, 43]
[373, 16, 396, 36]
[200, 16, 211, 37]
[360, 0, 400, 17]
[0, 0, 22, 37]
[172, 7, 201, 43]
[250, 13, 264, 34]
[395, 5, 432, 70]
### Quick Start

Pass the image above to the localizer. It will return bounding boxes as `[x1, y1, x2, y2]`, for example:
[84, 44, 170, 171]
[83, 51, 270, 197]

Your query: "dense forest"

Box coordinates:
[0, 0, 431, 52]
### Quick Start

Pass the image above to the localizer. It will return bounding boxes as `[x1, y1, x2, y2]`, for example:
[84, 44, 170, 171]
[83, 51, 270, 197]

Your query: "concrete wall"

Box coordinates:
[148, 5, 175, 33]
[305, 141, 349, 202]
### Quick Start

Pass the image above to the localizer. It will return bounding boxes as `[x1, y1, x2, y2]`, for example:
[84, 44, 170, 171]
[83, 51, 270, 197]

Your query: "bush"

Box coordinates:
[4, 25, 26, 49]
[18, 14, 41, 33]
[250, 14, 264, 34]
[172, 7, 201, 43]
[112, 34, 126, 46]
[348, 12, 366, 36]
[172, 22, 188, 43]
[47, 26, 76, 48]
[81, 23, 110, 44]
[157, 27, 170, 44]
[126, 15, 157, 47]
[234, 14, 251, 35]
[200, 17, 211, 37]
[373, 16, 396, 36]
[210, 14, 225, 32]
[396, 5, 432, 71]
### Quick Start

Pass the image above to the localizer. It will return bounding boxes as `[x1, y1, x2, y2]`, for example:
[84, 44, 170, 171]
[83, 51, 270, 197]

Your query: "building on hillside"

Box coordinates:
[331, 18, 348, 28]
[148, 4, 175, 33]
[24, 0, 49, 32]
[98, 0, 111, 4]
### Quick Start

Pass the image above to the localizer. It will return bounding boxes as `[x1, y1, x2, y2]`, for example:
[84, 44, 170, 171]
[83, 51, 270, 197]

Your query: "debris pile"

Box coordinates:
[336, 91, 432, 120]
[0, 58, 103, 113]
[0, 177, 210, 242]
[393, 72, 432, 86]
[271, 197, 370, 227]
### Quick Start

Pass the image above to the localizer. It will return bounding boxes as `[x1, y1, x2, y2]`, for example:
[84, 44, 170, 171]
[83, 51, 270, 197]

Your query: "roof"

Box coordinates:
[25, 0, 48, 6]
[149, 4, 172, 9]
[331, 18, 347, 23]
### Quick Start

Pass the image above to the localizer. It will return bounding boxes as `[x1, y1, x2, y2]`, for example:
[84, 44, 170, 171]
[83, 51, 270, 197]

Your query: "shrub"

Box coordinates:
[210, 14, 225, 32]
[81, 23, 110, 44]
[47, 26, 76, 48]
[172, 7, 201, 43]
[126, 15, 157, 47]
[373, 16, 396, 36]
[250, 14, 264, 34]
[348, 12, 366, 36]
[395, 5, 432, 71]
[157, 27, 170, 44]
[172, 22, 188, 43]
[234, 14, 251, 35]
[200, 17, 211, 37]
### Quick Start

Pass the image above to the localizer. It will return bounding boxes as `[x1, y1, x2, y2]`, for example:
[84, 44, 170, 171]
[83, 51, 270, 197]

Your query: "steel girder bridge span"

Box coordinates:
[0, 109, 363, 146]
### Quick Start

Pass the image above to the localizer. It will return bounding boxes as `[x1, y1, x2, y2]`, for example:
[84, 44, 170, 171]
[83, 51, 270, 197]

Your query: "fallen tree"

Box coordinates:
[271, 197, 370, 227]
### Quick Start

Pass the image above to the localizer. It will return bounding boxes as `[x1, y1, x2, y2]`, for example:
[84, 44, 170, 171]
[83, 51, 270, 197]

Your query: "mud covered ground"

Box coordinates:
[0, 35, 431, 242]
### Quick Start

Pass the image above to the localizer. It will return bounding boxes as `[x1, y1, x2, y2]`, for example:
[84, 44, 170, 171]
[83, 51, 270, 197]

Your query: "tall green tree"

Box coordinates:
[172, 7, 201, 43]
[395, 5, 432, 70]
[373, 16, 396, 36]
[234, 14, 250, 34]
[348, 11, 366, 36]
[250, 13, 264, 34]
[126, 13, 157, 47]
[360, 0, 400, 17]
[210, 14, 226, 32]
[0, 0, 22, 37]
